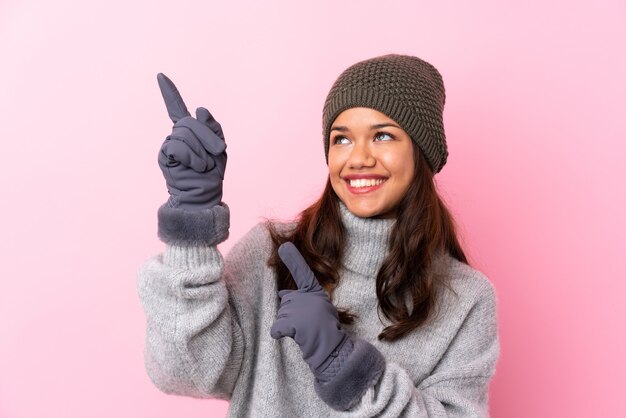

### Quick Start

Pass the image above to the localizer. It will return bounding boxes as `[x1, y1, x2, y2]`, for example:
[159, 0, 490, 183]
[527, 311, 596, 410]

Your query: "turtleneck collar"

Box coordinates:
[338, 200, 396, 277]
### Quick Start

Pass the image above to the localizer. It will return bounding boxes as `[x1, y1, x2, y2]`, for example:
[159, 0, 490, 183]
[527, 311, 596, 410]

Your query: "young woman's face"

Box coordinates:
[328, 107, 415, 219]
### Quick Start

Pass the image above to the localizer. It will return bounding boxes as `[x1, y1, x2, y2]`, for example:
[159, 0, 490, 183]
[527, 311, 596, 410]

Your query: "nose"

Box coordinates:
[348, 141, 376, 169]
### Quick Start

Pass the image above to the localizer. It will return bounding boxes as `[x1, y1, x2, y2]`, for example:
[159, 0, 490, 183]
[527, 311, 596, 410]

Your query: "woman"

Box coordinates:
[138, 54, 500, 417]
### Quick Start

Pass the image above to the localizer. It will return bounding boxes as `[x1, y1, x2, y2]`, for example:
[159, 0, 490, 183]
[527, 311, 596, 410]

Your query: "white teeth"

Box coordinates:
[349, 178, 386, 188]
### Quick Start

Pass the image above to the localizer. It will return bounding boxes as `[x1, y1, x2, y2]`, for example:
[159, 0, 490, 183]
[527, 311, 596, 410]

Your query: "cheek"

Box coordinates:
[328, 162, 340, 179]
[402, 163, 416, 187]
[327, 152, 344, 178]
[385, 155, 415, 189]
[382, 152, 413, 174]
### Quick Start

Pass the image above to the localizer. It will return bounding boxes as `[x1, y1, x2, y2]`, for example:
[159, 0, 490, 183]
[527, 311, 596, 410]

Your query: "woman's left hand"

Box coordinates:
[270, 242, 350, 378]
[271, 242, 388, 411]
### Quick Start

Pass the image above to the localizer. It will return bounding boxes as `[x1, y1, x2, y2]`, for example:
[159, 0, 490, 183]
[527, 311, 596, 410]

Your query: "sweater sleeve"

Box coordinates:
[318, 280, 500, 417]
[136, 203, 263, 400]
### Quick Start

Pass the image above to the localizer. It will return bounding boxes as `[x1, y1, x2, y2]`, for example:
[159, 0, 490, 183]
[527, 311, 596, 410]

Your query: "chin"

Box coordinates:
[346, 203, 387, 219]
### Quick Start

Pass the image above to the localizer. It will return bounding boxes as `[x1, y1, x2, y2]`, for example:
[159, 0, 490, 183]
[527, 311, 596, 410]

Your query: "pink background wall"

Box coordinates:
[1, 0, 624, 417]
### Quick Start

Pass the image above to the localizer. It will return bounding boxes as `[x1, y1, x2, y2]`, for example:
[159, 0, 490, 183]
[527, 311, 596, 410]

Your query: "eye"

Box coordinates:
[374, 131, 394, 141]
[332, 135, 350, 145]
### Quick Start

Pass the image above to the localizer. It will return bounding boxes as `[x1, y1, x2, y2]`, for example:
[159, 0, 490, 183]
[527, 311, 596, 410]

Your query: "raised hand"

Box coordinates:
[270, 242, 350, 378]
[157, 73, 227, 211]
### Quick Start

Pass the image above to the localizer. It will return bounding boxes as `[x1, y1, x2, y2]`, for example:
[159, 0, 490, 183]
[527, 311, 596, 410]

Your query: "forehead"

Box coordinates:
[332, 107, 395, 125]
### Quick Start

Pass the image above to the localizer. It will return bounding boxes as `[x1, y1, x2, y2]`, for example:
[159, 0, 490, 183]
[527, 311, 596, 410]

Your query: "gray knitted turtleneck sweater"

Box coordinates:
[137, 201, 500, 417]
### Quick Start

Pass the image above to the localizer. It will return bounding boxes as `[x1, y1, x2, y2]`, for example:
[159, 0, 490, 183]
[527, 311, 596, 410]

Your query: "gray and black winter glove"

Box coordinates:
[157, 72, 226, 210]
[270, 242, 386, 411]
[155, 73, 229, 246]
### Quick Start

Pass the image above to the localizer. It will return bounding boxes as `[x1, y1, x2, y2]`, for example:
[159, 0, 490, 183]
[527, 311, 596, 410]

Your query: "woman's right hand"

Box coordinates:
[157, 73, 227, 211]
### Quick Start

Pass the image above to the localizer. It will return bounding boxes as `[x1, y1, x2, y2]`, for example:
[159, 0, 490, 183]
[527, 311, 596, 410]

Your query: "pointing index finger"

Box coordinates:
[278, 242, 323, 292]
[157, 73, 191, 123]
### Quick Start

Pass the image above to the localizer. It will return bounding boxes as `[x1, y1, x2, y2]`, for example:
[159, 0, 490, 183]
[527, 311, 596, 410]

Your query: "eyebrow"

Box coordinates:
[330, 123, 401, 132]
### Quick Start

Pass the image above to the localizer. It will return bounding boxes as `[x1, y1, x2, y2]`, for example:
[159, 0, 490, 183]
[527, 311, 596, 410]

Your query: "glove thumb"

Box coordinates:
[196, 106, 211, 123]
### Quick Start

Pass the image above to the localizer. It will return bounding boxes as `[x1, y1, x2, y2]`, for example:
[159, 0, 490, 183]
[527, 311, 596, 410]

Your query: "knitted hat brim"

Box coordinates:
[323, 88, 439, 173]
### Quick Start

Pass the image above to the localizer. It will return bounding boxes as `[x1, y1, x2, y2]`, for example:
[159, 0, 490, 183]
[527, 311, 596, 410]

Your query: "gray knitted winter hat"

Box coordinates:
[322, 54, 448, 174]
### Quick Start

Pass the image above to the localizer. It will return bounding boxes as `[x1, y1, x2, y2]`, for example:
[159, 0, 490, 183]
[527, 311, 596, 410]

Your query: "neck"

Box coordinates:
[338, 200, 396, 277]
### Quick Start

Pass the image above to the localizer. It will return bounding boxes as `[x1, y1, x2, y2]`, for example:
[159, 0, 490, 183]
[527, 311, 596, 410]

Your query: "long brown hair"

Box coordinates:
[267, 143, 467, 342]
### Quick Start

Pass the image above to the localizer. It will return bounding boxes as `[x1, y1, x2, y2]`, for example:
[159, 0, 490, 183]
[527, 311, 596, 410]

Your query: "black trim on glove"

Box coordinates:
[157, 202, 230, 247]
[313, 338, 386, 411]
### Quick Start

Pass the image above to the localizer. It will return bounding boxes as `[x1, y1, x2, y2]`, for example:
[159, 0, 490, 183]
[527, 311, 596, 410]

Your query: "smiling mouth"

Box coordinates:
[347, 178, 387, 188]
[344, 178, 387, 194]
